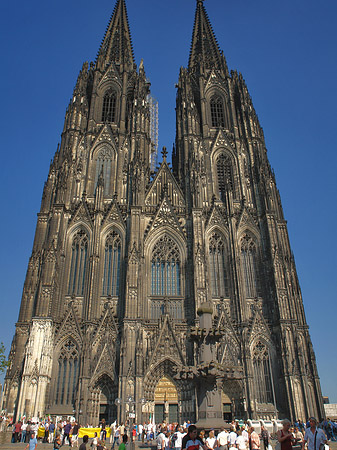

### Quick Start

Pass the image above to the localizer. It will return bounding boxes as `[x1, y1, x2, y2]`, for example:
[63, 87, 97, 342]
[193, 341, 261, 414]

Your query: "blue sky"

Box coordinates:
[1, 0, 336, 403]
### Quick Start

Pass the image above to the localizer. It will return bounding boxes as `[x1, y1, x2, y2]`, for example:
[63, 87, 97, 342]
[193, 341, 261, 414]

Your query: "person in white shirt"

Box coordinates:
[217, 427, 228, 450]
[227, 428, 237, 448]
[138, 424, 143, 442]
[157, 429, 166, 450]
[302, 418, 327, 450]
[205, 430, 217, 450]
[235, 431, 247, 450]
[173, 427, 184, 450]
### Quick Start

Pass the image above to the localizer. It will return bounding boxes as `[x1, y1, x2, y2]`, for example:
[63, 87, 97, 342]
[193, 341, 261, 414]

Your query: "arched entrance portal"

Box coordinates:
[90, 374, 117, 424]
[154, 377, 178, 423]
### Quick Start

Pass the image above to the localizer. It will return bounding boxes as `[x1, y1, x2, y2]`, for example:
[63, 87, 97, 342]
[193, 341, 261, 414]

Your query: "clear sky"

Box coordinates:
[1, 0, 336, 404]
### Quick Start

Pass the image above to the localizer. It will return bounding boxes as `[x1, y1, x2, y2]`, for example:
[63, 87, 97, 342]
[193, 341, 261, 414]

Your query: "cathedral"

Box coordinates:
[3, 0, 325, 425]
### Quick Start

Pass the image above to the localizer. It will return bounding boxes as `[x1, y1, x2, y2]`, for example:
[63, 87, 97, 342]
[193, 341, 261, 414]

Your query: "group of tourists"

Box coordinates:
[5, 415, 337, 450]
[152, 418, 334, 450]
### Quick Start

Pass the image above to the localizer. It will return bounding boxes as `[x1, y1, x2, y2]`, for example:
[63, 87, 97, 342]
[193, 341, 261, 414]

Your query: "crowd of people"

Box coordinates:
[3, 415, 337, 450]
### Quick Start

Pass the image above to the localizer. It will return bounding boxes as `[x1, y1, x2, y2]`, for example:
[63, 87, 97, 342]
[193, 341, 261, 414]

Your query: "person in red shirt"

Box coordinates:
[14, 421, 22, 443]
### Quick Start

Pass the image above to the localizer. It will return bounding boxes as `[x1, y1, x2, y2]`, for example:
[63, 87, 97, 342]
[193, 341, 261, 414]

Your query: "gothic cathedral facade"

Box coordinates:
[3, 0, 324, 424]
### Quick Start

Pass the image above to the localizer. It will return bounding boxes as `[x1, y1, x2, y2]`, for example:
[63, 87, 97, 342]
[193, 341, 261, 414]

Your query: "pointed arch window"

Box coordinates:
[94, 147, 113, 196]
[102, 89, 117, 123]
[55, 339, 79, 405]
[210, 95, 226, 128]
[209, 232, 229, 297]
[68, 230, 88, 296]
[103, 231, 121, 296]
[240, 234, 260, 298]
[252, 340, 273, 403]
[217, 153, 234, 200]
[151, 235, 181, 296]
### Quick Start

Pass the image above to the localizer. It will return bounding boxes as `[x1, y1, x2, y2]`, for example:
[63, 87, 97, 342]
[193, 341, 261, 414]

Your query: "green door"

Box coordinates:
[155, 404, 164, 423]
[169, 404, 178, 423]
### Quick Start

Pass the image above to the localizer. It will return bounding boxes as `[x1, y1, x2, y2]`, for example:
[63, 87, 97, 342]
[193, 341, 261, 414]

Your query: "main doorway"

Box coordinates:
[154, 376, 178, 423]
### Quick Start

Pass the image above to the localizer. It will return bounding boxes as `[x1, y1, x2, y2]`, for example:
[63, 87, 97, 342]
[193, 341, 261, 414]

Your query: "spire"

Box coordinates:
[97, 0, 135, 67]
[188, 0, 226, 73]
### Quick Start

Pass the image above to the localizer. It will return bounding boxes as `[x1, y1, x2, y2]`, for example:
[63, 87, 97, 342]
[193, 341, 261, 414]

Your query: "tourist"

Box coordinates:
[54, 433, 62, 450]
[292, 427, 303, 450]
[302, 417, 327, 450]
[80, 435, 89, 450]
[24, 431, 37, 450]
[217, 427, 228, 450]
[63, 420, 72, 446]
[235, 431, 247, 450]
[49, 422, 56, 444]
[157, 427, 166, 450]
[118, 434, 128, 450]
[172, 426, 184, 450]
[227, 427, 237, 449]
[261, 426, 269, 450]
[71, 421, 80, 448]
[250, 427, 260, 450]
[278, 419, 294, 450]
[21, 422, 28, 443]
[97, 440, 107, 450]
[92, 432, 98, 450]
[101, 419, 107, 441]
[205, 430, 217, 450]
[182, 425, 204, 450]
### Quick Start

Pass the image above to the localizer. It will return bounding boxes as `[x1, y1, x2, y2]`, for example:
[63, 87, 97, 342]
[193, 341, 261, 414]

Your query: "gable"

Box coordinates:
[144, 196, 186, 241]
[145, 161, 185, 208]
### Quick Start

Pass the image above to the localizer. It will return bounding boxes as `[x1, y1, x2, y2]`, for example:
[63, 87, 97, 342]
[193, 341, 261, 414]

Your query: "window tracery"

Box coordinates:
[102, 89, 117, 123]
[103, 231, 121, 296]
[151, 235, 181, 296]
[55, 339, 79, 405]
[240, 234, 260, 298]
[209, 232, 229, 297]
[252, 340, 273, 403]
[68, 230, 88, 296]
[216, 153, 234, 200]
[94, 147, 113, 196]
[210, 95, 225, 128]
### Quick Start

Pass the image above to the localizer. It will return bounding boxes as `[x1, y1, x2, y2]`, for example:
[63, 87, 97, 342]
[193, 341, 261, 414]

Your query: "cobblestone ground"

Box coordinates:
[0, 435, 336, 450]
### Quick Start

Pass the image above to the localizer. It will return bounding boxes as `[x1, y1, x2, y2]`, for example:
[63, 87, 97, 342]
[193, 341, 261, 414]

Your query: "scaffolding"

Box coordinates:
[147, 94, 158, 172]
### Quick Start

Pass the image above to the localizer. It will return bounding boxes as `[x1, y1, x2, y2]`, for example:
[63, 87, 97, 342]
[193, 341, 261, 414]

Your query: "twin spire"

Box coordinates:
[188, 0, 225, 72]
[97, 0, 225, 72]
[97, 0, 135, 67]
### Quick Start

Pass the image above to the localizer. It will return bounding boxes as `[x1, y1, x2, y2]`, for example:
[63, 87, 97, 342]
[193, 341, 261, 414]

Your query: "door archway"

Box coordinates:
[154, 376, 178, 423]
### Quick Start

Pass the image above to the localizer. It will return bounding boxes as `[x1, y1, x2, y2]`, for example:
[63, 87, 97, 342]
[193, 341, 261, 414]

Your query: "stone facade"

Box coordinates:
[3, 0, 324, 424]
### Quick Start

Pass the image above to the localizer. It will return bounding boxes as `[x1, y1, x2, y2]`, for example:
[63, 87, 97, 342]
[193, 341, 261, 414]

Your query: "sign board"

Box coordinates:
[129, 413, 135, 418]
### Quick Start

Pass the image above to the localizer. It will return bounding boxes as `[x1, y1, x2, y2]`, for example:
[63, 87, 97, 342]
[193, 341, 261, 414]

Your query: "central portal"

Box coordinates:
[154, 376, 178, 423]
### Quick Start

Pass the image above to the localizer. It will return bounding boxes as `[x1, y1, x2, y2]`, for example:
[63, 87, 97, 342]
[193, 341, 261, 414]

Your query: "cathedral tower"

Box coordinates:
[3, 0, 324, 423]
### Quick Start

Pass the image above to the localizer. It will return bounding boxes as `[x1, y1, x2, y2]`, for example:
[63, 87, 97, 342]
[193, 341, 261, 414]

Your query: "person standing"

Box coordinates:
[205, 430, 217, 450]
[250, 427, 260, 450]
[157, 427, 166, 450]
[217, 427, 228, 450]
[49, 422, 56, 443]
[21, 422, 28, 443]
[261, 426, 269, 450]
[79, 435, 89, 450]
[118, 435, 128, 450]
[227, 427, 237, 449]
[62, 420, 72, 446]
[24, 432, 37, 450]
[278, 419, 294, 450]
[71, 421, 80, 448]
[302, 418, 327, 450]
[235, 431, 247, 450]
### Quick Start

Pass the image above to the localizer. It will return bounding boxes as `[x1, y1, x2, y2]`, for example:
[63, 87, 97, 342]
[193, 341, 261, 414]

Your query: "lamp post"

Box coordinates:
[114, 397, 147, 445]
